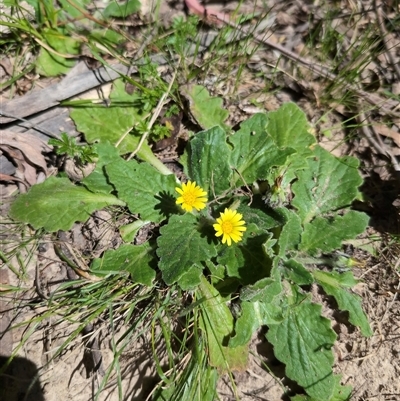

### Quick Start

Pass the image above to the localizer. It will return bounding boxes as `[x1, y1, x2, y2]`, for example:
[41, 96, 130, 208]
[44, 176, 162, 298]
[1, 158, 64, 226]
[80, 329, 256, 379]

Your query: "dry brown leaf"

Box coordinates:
[64, 159, 95, 181]
[1, 146, 26, 171]
[1, 145, 36, 189]
[0, 172, 27, 186]
[15, 160, 37, 187]
[0, 130, 51, 188]
[0, 130, 51, 173]
[373, 123, 400, 147]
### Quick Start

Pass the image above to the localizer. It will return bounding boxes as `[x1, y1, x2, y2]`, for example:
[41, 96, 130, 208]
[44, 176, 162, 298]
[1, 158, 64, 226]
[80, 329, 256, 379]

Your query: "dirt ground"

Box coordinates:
[1, 0, 400, 400]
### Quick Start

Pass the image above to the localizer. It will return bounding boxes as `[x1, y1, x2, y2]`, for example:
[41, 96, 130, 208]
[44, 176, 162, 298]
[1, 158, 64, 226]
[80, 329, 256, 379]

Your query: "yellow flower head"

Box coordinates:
[175, 181, 208, 212]
[213, 208, 246, 246]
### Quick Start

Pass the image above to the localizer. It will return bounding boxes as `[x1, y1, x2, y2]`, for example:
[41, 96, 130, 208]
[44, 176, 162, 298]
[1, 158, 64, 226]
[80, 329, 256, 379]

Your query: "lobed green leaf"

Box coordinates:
[277, 208, 303, 256]
[292, 146, 363, 223]
[281, 259, 314, 286]
[266, 102, 315, 151]
[300, 211, 369, 255]
[182, 84, 229, 130]
[157, 214, 217, 286]
[105, 158, 177, 223]
[229, 113, 295, 184]
[91, 243, 156, 286]
[267, 294, 337, 400]
[82, 142, 121, 194]
[69, 80, 143, 154]
[186, 126, 232, 197]
[313, 270, 373, 337]
[217, 223, 271, 285]
[103, 0, 141, 18]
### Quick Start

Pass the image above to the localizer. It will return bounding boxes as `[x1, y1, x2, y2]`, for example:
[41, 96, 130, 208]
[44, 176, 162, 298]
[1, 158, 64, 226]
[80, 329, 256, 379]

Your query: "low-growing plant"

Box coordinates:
[9, 83, 371, 401]
[1, 0, 137, 77]
[49, 132, 98, 165]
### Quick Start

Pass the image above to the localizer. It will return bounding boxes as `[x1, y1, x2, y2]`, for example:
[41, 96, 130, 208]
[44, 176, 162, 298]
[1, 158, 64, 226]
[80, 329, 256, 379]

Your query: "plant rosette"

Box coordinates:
[10, 85, 371, 401]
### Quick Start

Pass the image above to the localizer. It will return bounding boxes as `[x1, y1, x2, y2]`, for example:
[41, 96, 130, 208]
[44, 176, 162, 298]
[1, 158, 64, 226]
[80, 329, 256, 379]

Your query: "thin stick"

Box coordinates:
[0, 112, 60, 138]
[373, 0, 400, 82]
[184, 0, 400, 118]
[126, 58, 181, 161]
[357, 100, 400, 176]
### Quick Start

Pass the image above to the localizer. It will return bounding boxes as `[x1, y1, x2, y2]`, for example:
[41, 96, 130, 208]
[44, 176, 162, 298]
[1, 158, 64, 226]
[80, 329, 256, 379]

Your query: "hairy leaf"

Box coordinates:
[70, 80, 143, 154]
[292, 146, 363, 223]
[157, 214, 217, 286]
[9, 177, 124, 232]
[82, 142, 121, 194]
[106, 158, 177, 223]
[182, 84, 229, 130]
[300, 211, 369, 255]
[197, 275, 248, 370]
[229, 113, 295, 184]
[266, 102, 315, 151]
[267, 295, 337, 400]
[186, 126, 232, 196]
[313, 270, 373, 337]
[91, 243, 155, 286]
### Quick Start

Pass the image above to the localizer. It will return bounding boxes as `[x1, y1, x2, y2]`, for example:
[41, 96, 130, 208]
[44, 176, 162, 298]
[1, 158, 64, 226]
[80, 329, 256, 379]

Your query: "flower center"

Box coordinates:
[221, 221, 233, 234]
[183, 191, 196, 206]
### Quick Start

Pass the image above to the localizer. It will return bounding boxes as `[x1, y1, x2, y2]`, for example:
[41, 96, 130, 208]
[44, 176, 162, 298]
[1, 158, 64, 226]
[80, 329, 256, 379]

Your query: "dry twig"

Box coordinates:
[184, 0, 400, 118]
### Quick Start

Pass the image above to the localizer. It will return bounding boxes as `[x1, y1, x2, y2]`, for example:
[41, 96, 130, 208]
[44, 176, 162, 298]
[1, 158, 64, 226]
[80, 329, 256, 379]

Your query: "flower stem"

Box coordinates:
[136, 142, 176, 177]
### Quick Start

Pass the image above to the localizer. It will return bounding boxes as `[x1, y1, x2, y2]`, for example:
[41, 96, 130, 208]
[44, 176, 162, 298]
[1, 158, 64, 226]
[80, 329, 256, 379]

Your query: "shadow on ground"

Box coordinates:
[0, 356, 44, 401]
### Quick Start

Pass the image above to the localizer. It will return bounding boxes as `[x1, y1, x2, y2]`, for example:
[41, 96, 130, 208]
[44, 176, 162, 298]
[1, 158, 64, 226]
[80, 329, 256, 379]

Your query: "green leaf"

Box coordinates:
[58, 0, 90, 18]
[300, 211, 369, 255]
[197, 275, 248, 370]
[119, 219, 150, 243]
[229, 113, 295, 183]
[70, 105, 140, 155]
[91, 243, 155, 286]
[217, 223, 271, 285]
[70, 80, 142, 154]
[265, 103, 318, 200]
[282, 259, 314, 286]
[313, 270, 373, 337]
[183, 85, 229, 129]
[89, 29, 126, 46]
[290, 375, 351, 401]
[230, 278, 284, 347]
[277, 208, 302, 256]
[186, 126, 232, 196]
[110, 79, 142, 103]
[238, 200, 287, 232]
[240, 277, 282, 302]
[229, 298, 283, 348]
[157, 214, 217, 286]
[177, 263, 203, 290]
[266, 294, 337, 401]
[292, 146, 363, 223]
[206, 260, 225, 284]
[36, 28, 80, 76]
[106, 158, 177, 223]
[103, 0, 141, 18]
[82, 142, 121, 194]
[330, 375, 352, 401]
[266, 103, 315, 151]
[9, 177, 125, 232]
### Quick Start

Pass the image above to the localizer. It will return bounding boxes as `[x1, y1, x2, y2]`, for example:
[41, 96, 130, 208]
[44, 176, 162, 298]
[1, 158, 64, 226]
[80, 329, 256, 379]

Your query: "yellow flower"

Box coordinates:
[175, 181, 208, 212]
[213, 208, 246, 246]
